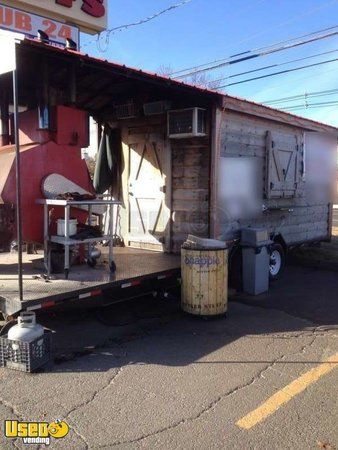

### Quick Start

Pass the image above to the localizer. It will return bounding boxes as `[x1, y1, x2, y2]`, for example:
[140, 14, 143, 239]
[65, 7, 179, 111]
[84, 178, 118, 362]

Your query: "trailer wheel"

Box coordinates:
[228, 246, 243, 290]
[110, 261, 117, 273]
[87, 257, 97, 268]
[269, 243, 285, 280]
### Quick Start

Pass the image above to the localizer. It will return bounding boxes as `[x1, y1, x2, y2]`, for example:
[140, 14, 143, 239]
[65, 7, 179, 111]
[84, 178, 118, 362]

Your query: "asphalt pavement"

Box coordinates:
[0, 264, 337, 449]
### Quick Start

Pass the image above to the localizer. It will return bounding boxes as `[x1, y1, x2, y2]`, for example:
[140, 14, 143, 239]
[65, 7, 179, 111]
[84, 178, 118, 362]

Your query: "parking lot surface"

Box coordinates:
[0, 264, 337, 449]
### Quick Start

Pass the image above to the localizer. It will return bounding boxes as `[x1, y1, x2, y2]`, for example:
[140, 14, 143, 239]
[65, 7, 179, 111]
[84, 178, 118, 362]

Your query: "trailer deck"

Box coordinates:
[0, 248, 181, 316]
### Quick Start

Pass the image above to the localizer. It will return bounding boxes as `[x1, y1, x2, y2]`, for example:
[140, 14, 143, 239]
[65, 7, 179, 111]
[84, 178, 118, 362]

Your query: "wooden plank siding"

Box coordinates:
[218, 110, 332, 245]
[171, 138, 211, 253]
[117, 107, 334, 254]
[222, 96, 338, 134]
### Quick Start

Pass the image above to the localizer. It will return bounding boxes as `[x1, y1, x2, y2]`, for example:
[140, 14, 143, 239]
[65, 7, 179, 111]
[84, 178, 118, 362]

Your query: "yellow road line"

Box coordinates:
[237, 352, 338, 430]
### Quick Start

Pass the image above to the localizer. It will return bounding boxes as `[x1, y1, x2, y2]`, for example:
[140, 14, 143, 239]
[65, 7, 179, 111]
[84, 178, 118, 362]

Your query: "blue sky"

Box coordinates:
[80, 0, 338, 126]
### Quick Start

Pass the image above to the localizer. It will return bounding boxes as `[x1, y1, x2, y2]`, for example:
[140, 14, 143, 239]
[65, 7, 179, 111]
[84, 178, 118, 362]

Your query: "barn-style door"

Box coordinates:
[128, 133, 169, 251]
[266, 131, 303, 199]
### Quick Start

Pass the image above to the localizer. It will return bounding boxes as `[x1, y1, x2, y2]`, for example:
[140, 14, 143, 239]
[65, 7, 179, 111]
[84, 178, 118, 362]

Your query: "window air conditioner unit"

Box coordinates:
[168, 108, 206, 138]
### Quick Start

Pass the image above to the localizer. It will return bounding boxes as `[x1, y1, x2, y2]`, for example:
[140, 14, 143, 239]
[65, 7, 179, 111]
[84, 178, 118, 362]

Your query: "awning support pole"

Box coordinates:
[12, 66, 23, 302]
[0, 90, 9, 146]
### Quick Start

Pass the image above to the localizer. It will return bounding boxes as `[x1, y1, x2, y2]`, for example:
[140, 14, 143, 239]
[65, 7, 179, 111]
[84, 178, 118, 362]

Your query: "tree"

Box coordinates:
[156, 65, 222, 90]
[86, 156, 96, 180]
[156, 65, 174, 77]
[187, 72, 222, 90]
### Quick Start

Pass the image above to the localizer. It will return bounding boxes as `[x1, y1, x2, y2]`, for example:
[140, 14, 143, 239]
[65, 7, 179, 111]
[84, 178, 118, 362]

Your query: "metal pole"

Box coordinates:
[0, 90, 10, 146]
[12, 66, 23, 302]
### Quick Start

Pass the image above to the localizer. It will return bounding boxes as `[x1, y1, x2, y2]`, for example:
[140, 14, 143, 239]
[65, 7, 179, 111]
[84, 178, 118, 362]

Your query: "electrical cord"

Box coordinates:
[81, 0, 192, 52]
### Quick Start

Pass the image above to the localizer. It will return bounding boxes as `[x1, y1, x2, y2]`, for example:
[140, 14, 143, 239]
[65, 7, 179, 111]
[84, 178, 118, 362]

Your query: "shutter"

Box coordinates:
[265, 131, 302, 199]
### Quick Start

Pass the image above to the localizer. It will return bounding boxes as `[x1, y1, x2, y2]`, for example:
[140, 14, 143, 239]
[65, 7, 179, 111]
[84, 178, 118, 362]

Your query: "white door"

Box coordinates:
[128, 133, 169, 251]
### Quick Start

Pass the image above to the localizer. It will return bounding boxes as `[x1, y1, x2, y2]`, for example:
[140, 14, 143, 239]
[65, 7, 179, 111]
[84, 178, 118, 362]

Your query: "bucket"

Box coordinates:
[181, 245, 228, 317]
[57, 219, 77, 236]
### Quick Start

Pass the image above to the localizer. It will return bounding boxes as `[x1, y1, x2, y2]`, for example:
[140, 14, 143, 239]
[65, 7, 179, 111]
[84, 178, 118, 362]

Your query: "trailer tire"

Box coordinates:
[269, 243, 285, 280]
[87, 257, 97, 268]
[229, 246, 243, 290]
[110, 261, 117, 273]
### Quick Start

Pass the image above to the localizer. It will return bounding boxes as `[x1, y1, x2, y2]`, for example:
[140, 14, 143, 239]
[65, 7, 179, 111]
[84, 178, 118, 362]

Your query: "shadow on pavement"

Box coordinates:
[32, 263, 338, 374]
[235, 265, 338, 326]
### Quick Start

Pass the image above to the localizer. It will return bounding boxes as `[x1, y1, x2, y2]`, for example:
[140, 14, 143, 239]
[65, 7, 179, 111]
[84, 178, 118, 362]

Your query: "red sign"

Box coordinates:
[2, 1, 107, 34]
[55, 0, 105, 18]
[0, 4, 79, 47]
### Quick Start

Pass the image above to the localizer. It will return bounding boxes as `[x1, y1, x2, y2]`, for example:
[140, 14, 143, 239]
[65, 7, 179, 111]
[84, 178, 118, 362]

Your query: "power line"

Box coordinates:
[173, 25, 338, 77]
[172, 0, 337, 75]
[280, 100, 338, 110]
[252, 65, 338, 100]
[172, 24, 338, 76]
[230, 0, 338, 57]
[82, 0, 192, 51]
[207, 49, 338, 85]
[174, 27, 338, 79]
[217, 57, 338, 89]
[263, 88, 338, 105]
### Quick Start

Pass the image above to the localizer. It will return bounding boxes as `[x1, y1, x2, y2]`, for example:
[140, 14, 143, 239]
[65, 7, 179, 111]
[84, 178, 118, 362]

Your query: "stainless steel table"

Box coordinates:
[37, 199, 122, 279]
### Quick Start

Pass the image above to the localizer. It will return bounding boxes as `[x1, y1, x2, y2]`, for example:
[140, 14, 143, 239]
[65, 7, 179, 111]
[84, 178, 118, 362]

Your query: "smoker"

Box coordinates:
[0, 105, 92, 245]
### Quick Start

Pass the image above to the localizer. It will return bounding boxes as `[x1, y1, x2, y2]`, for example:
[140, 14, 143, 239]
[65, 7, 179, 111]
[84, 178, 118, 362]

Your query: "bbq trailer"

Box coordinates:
[0, 35, 337, 317]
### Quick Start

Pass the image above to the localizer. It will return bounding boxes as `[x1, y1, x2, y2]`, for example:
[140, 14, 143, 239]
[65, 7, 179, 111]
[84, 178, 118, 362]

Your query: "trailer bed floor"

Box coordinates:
[0, 248, 180, 314]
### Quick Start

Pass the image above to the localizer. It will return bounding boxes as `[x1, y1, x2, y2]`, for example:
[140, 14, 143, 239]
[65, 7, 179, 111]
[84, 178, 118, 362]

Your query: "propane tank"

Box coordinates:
[8, 312, 44, 342]
[89, 247, 101, 260]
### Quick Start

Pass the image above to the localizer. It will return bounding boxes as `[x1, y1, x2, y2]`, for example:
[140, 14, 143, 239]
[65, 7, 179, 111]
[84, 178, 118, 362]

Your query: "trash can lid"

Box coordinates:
[182, 235, 228, 250]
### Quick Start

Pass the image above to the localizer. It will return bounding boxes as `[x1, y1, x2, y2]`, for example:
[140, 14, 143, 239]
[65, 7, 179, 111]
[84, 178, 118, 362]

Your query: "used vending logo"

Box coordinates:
[4, 419, 69, 445]
[184, 256, 220, 267]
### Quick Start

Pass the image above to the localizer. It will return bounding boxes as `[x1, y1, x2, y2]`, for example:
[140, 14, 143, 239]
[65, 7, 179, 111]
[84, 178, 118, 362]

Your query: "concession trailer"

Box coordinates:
[0, 35, 337, 317]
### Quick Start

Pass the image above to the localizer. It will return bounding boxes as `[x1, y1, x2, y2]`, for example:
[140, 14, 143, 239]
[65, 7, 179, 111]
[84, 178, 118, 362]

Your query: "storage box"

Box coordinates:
[0, 331, 52, 372]
[57, 218, 78, 236]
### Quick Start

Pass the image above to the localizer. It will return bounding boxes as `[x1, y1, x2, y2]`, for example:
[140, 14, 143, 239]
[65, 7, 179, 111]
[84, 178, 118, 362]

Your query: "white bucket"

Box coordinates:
[57, 219, 77, 236]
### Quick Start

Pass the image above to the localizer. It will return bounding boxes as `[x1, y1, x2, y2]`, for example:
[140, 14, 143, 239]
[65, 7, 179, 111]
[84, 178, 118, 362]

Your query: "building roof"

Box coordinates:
[11, 37, 338, 134]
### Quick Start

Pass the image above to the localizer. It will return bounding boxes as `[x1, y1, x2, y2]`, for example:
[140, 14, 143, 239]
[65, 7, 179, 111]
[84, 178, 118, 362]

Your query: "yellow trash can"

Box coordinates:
[181, 238, 228, 317]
